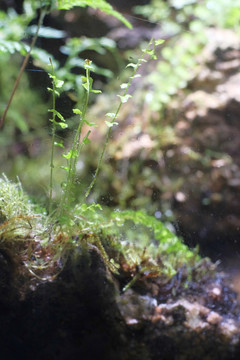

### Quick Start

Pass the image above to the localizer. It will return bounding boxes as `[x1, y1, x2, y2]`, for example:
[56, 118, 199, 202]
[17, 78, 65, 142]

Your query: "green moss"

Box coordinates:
[0, 176, 201, 290]
[0, 174, 41, 220]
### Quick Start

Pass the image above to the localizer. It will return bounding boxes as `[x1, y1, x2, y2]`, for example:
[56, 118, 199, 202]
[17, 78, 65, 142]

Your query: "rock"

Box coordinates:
[172, 29, 240, 255]
[1, 247, 240, 360]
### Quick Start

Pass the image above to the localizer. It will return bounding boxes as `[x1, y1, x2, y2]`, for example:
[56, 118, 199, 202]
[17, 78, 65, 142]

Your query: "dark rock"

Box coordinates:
[1, 247, 240, 360]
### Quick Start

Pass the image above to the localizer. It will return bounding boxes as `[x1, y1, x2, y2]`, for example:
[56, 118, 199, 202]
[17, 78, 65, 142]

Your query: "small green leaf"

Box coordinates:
[54, 90, 60, 96]
[77, 202, 102, 213]
[60, 166, 69, 171]
[117, 94, 132, 103]
[130, 74, 141, 80]
[48, 74, 55, 80]
[54, 141, 65, 149]
[145, 49, 154, 55]
[120, 83, 128, 89]
[82, 82, 89, 91]
[84, 63, 94, 71]
[126, 63, 137, 69]
[83, 137, 91, 145]
[106, 113, 116, 119]
[55, 79, 64, 88]
[91, 89, 102, 94]
[73, 109, 82, 115]
[84, 120, 97, 127]
[58, 122, 68, 129]
[27, 25, 66, 39]
[88, 203, 102, 212]
[105, 121, 118, 128]
[155, 39, 165, 45]
[83, 130, 91, 145]
[62, 153, 71, 160]
[49, 109, 65, 122]
[144, 49, 156, 59]
[62, 149, 77, 159]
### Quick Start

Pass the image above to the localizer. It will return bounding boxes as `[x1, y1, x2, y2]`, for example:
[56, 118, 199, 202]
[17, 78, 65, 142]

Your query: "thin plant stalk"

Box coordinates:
[84, 40, 154, 199]
[58, 62, 91, 215]
[49, 59, 57, 214]
[0, 7, 46, 129]
[70, 68, 90, 182]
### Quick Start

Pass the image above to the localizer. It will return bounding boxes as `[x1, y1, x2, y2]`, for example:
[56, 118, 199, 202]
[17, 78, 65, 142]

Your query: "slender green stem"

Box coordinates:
[0, 7, 45, 129]
[49, 59, 57, 214]
[59, 64, 91, 215]
[71, 69, 90, 180]
[84, 39, 154, 199]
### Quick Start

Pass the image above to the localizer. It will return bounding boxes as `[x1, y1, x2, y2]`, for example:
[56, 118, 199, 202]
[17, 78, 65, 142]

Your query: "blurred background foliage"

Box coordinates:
[0, 0, 240, 256]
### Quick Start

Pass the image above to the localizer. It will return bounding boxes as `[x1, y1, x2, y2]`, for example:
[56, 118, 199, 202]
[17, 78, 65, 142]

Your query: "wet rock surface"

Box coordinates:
[171, 28, 240, 255]
[1, 249, 240, 360]
[0, 250, 128, 360]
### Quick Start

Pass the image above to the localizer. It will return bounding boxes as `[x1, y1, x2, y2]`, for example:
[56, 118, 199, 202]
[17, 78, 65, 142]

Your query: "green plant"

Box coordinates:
[134, 0, 240, 111]
[0, 0, 132, 128]
[0, 174, 200, 289]
[0, 0, 132, 211]
[46, 38, 164, 222]
[0, 1, 203, 291]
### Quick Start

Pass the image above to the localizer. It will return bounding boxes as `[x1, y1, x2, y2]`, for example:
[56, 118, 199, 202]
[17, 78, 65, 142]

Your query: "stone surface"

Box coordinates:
[1, 248, 240, 360]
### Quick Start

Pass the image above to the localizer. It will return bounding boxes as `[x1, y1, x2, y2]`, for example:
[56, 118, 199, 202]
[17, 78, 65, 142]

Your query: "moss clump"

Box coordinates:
[0, 175, 203, 292]
[0, 174, 42, 220]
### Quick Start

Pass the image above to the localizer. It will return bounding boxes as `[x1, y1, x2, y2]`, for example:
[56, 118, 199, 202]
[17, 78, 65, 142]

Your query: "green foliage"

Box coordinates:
[110, 210, 199, 276]
[0, 0, 130, 194]
[0, 32, 201, 288]
[0, 174, 39, 220]
[56, 59, 101, 216]
[0, 175, 199, 289]
[135, 0, 240, 31]
[0, 7, 32, 43]
[48, 58, 67, 213]
[0, 0, 131, 127]
[35, 37, 118, 105]
[0, 1, 204, 290]
[134, 0, 240, 111]
[73, 204, 199, 275]
[23, 0, 132, 28]
[56, 0, 132, 28]
[46, 39, 160, 220]
[60, 36, 116, 79]
[63, 203, 199, 289]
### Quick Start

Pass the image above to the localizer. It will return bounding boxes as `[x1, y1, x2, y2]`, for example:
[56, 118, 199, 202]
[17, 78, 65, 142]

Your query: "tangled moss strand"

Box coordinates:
[0, 174, 39, 221]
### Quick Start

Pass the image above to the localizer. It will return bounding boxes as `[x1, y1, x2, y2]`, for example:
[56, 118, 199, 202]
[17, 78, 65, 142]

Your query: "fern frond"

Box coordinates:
[57, 0, 132, 28]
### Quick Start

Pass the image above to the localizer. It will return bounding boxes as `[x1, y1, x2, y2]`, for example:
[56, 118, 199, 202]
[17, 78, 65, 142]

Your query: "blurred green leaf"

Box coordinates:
[57, 0, 132, 28]
[27, 25, 66, 38]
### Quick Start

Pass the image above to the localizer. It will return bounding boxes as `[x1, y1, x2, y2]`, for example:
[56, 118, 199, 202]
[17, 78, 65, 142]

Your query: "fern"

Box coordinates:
[56, 0, 132, 28]
[0, 40, 29, 55]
